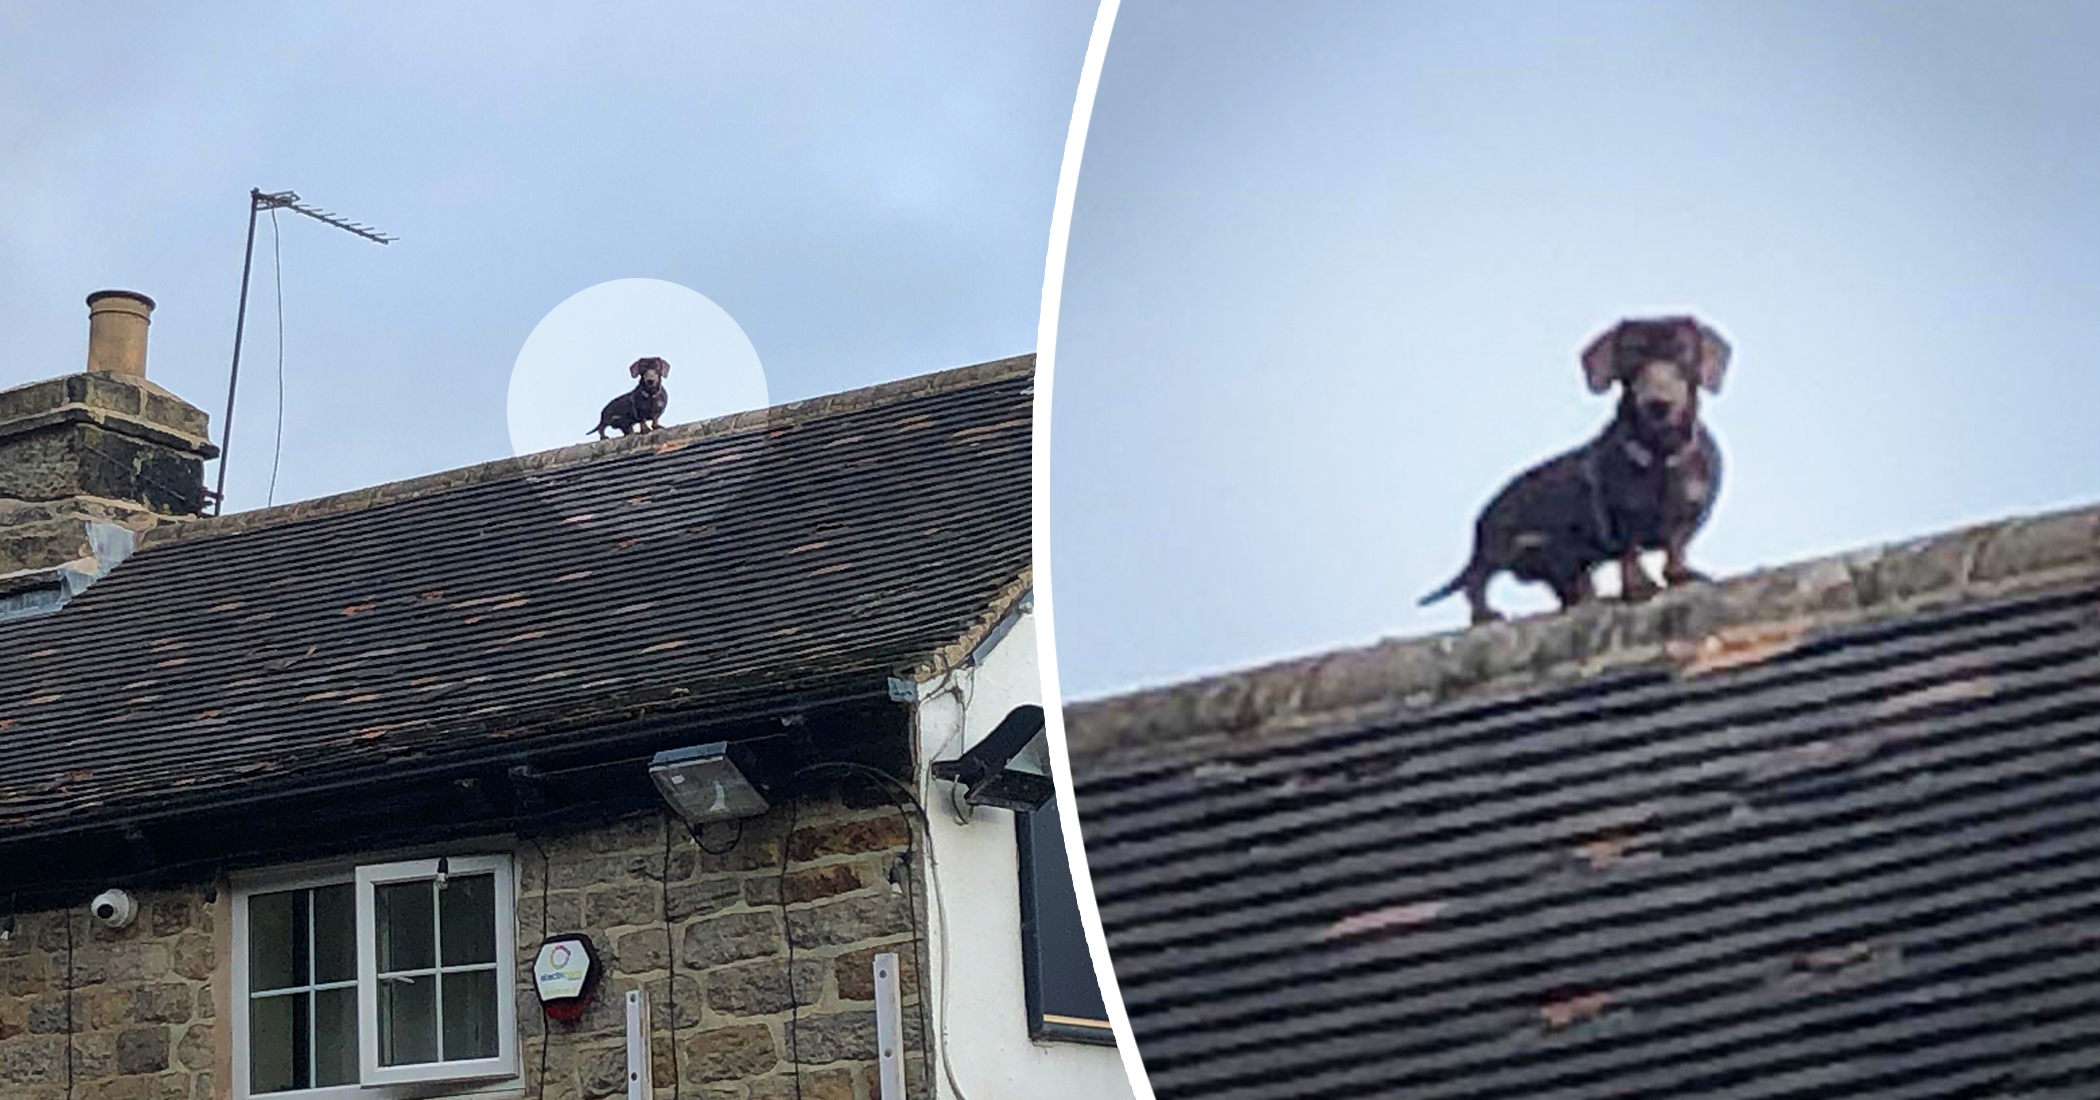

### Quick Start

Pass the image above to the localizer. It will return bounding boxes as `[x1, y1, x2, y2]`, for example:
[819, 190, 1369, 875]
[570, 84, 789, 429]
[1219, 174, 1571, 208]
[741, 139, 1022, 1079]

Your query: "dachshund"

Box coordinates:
[1420, 316, 1730, 625]
[590, 357, 671, 440]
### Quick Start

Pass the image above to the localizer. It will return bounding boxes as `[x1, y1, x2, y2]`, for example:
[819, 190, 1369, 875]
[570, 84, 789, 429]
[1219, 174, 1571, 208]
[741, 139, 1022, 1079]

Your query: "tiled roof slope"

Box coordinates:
[1066, 503, 2100, 1100]
[0, 356, 1032, 836]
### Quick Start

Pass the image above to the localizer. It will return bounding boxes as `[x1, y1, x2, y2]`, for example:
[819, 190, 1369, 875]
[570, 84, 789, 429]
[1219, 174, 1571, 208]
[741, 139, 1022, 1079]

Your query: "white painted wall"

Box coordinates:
[909, 604, 1134, 1100]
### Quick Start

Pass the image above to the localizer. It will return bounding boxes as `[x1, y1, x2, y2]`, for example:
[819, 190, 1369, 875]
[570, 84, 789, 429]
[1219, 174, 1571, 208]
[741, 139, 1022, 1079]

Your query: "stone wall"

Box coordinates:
[0, 791, 931, 1100]
[522, 795, 931, 1100]
[0, 887, 218, 1100]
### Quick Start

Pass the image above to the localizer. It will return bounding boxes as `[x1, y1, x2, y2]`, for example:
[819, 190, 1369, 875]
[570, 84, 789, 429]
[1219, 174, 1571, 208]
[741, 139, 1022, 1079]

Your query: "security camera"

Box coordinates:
[931, 704, 1053, 818]
[90, 889, 138, 930]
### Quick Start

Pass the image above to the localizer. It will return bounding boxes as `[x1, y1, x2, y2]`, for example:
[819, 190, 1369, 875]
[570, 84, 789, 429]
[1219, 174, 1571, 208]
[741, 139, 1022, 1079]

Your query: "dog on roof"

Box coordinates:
[590, 357, 671, 440]
[1420, 315, 1731, 625]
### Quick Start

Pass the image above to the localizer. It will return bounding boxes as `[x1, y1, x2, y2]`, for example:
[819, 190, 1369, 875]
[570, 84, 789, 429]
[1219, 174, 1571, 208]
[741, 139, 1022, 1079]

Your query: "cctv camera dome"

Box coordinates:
[89, 889, 137, 929]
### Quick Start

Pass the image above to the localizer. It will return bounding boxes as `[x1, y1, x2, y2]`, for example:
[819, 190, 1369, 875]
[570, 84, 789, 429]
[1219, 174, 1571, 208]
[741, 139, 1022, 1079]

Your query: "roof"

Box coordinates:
[0, 356, 1033, 839]
[1065, 502, 2100, 1100]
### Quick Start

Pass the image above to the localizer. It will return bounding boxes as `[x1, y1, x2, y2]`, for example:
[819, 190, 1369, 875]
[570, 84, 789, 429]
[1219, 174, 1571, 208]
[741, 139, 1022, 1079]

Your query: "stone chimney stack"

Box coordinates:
[0, 290, 219, 613]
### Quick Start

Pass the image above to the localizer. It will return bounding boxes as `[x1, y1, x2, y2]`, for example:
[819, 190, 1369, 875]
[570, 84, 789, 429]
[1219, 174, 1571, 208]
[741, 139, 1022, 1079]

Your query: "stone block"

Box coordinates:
[681, 911, 782, 969]
[703, 958, 824, 1017]
[787, 893, 914, 950]
[680, 1024, 776, 1082]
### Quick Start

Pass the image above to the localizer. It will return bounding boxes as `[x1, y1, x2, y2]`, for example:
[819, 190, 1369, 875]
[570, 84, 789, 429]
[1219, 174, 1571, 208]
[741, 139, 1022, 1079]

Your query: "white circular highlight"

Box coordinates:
[506, 278, 768, 457]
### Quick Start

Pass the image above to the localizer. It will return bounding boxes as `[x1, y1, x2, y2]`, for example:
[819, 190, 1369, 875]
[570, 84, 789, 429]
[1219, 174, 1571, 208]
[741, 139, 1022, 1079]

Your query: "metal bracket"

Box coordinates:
[873, 952, 905, 1100]
[626, 988, 653, 1100]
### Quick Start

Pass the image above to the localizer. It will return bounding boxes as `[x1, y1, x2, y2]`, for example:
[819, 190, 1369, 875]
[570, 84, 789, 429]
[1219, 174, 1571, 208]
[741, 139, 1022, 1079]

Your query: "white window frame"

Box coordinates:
[229, 853, 521, 1100]
[356, 856, 520, 1088]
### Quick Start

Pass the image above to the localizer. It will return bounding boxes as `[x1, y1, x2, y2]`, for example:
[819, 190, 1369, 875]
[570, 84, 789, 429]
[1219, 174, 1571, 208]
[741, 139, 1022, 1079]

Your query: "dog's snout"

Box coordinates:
[1640, 397, 1673, 422]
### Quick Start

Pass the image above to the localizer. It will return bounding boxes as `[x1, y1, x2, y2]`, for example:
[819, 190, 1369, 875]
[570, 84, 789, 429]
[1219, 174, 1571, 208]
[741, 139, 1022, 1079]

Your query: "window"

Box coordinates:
[1015, 798, 1116, 1046]
[232, 854, 520, 1099]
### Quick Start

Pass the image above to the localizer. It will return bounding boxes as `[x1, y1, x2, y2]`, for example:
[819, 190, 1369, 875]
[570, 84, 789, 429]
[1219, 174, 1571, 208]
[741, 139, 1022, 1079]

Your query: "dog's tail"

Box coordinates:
[1418, 562, 1473, 608]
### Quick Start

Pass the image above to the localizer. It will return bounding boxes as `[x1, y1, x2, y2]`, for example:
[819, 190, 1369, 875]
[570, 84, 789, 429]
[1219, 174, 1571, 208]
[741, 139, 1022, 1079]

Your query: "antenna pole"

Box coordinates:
[209, 189, 264, 516]
[208, 188, 392, 515]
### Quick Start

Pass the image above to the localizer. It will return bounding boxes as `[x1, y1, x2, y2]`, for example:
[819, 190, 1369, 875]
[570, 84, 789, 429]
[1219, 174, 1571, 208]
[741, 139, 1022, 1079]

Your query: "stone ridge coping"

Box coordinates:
[1063, 500, 2100, 767]
[140, 353, 1034, 551]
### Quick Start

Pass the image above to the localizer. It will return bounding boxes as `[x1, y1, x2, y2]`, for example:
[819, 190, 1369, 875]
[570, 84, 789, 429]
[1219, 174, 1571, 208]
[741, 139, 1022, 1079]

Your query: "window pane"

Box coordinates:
[375, 880, 436, 973]
[249, 991, 309, 1092]
[441, 970, 500, 1061]
[440, 873, 497, 966]
[378, 975, 438, 1066]
[312, 884, 356, 984]
[313, 986, 358, 1087]
[247, 889, 303, 992]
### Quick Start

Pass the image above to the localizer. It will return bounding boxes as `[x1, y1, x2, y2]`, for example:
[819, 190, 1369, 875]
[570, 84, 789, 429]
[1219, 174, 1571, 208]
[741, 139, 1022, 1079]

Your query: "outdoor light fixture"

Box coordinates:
[649, 742, 770, 825]
[932, 704, 1054, 816]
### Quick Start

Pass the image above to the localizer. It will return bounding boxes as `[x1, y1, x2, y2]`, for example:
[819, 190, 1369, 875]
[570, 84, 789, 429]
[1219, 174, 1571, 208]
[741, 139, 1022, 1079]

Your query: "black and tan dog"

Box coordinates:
[589, 357, 671, 440]
[1421, 316, 1731, 625]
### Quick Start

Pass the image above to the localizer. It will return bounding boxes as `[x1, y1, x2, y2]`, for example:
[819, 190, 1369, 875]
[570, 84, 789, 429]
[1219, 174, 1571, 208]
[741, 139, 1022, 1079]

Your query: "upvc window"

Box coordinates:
[231, 854, 520, 1099]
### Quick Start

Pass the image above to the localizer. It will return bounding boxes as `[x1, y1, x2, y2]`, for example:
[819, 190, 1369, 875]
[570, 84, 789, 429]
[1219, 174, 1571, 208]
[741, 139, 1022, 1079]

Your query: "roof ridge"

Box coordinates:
[1064, 499, 2100, 764]
[143, 353, 1033, 550]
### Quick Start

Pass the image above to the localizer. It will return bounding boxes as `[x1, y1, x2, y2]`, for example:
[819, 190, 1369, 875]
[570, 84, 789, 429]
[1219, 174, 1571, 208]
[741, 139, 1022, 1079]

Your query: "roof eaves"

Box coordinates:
[1064, 500, 2100, 766]
[889, 566, 1036, 693]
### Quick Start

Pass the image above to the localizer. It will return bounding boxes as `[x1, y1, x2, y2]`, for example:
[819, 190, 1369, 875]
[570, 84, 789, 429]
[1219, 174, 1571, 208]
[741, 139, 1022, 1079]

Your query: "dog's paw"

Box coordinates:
[1663, 566, 1711, 586]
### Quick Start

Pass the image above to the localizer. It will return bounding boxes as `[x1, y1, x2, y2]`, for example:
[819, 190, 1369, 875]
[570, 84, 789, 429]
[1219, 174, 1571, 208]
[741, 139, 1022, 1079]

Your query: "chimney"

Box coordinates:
[0, 290, 219, 616]
[85, 289, 154, 377]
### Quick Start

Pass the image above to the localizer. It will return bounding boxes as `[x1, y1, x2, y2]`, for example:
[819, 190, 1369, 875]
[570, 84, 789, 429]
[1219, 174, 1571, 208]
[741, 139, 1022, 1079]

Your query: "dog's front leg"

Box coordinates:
[1663, 539, 1709, 586]
[1619, 552, 1661, 602]
[1550, 567, 1598, 612]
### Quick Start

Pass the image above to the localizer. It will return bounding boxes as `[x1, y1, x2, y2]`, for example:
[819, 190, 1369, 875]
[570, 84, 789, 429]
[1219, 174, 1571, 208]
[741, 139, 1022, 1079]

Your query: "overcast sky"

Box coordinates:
[1050, 0, 2100, 699]
[0, 3, 1090, 511]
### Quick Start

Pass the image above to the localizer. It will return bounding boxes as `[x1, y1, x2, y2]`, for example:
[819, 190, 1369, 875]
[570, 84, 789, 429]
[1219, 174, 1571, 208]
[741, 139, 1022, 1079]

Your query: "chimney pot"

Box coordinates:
[85, 289, 156, 378]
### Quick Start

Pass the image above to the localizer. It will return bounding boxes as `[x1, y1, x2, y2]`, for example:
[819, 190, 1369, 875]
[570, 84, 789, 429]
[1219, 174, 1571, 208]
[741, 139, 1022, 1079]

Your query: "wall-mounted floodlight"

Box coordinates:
[932, 704, 1053, 816]
[650, 742, 770, 825]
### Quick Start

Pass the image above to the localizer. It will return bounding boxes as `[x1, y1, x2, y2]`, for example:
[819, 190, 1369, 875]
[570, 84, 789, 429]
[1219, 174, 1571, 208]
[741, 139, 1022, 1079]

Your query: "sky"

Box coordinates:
[505, 279, 767, 455]
[1049, 0, 2100, 699]
[0, 2, 1092, 511]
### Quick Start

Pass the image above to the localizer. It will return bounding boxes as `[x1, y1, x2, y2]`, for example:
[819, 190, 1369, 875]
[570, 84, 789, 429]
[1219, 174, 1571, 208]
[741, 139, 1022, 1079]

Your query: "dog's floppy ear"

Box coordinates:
[1579, 322, 1623, 394]
[629, 358, 647, 378]
[1687, 321, 1730, 393]
[655, 358, 669, 377]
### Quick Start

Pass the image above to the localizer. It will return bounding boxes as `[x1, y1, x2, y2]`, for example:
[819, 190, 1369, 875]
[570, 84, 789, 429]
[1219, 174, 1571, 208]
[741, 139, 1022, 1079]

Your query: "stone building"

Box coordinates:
[0, 292, 1131, 1100]
[1065, 496, 2100, 1099]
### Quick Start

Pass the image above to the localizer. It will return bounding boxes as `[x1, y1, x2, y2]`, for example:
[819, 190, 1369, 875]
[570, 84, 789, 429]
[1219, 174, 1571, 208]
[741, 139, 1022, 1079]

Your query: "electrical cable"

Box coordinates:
[662, 813, 681, 1099]
[777, 794, 805, 1100]
[913, 694, 977, 1100]
[528, 836, 550, 1100]
[267, 208, 286, 507]
[692, 818, 743, 856]
[788, 761, 938, 1098]
[65, 905, 75, 1100]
